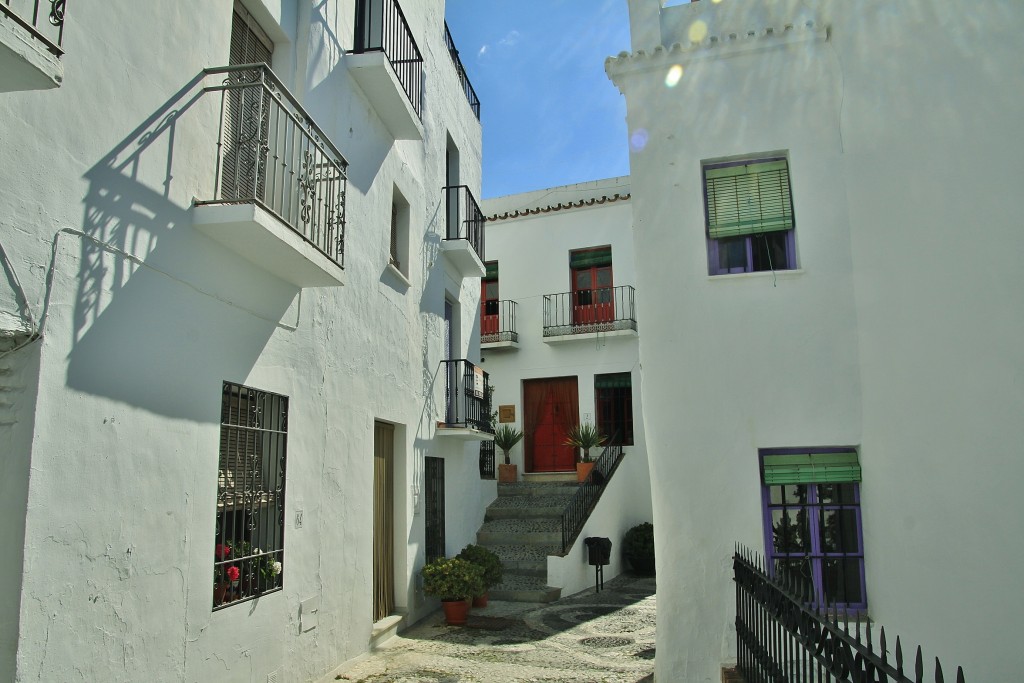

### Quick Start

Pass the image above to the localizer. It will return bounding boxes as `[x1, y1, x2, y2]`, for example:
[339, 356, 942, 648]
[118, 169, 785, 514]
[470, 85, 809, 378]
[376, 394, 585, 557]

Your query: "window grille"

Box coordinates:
[214, 381, 287, 609]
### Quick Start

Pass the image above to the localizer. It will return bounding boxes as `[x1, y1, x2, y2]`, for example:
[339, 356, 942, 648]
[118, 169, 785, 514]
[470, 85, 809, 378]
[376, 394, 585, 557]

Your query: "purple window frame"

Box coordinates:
[758, 447, 868, 611]
[703, 157, 797, 276]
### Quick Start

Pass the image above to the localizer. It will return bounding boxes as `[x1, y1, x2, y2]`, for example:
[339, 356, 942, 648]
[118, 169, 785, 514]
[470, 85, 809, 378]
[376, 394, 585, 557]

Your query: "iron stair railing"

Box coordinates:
[559, 436, 625, 554]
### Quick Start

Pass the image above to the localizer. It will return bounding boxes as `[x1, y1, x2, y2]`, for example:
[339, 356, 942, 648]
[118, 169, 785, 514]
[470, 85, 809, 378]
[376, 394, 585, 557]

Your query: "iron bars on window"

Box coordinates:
[481, 299, 518, 344]
[198, 64, 348, 268]
[443, 21, 480, 120]
[560, 438, 625, 554]
[353, 0, 423, 117]
[479, 440, 496, 480]
[214, 382, 288, 610]
[443, 184, 485, 263]
[733, 546, 966, 683]
[543, 285, 637, 338]
[439, 358, 493, 433]
[0, 0, 65, 55]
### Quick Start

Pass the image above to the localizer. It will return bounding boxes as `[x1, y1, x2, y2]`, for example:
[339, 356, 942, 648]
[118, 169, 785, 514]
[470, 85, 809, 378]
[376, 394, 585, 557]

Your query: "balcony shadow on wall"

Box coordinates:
[66, 73, 299, 422]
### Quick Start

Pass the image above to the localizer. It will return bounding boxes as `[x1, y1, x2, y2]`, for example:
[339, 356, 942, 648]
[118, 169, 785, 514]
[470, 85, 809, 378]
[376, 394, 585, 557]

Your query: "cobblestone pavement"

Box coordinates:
[334, 574, 656, 683]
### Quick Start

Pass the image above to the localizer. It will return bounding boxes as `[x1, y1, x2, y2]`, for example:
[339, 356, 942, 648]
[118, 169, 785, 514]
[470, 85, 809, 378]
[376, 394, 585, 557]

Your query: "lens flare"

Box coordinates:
[630, 129, 649, 152]
[665, 65, 684, 87]
[689, 20, 708, 43]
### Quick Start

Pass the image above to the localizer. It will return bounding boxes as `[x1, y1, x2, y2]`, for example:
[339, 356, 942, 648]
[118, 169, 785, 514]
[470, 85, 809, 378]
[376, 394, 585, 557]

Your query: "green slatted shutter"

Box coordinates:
[705, 159, 794, 239]
[570, 247, 612, 269]
[762, 451, 861, 485]
[484, 261, 499, 281]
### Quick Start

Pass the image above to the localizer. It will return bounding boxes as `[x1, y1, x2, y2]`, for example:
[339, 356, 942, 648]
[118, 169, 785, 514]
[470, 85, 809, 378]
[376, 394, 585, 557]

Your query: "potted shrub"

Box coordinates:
[457, 543, 503, 607]
[494, 424, 524, 483]
[623, 522, 655, 575]
[564, 422, 606, 482]
[420, 557, 485, 625]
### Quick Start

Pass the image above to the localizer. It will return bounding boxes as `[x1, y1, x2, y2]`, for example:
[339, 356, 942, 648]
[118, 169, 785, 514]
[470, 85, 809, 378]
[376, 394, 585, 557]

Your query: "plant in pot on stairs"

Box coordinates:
[457, 543, 503, 607]
[420, 557, 486, 626]
[565, 422, 607, 482]
[494, 424, 524, 483]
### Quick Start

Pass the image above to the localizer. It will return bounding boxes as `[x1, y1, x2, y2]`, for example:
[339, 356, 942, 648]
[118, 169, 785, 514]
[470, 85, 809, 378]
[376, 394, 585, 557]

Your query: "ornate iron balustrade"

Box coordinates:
[352, 0, 423, 117]
[444, 184, 485, 263]
[443, 20, 480, 120]
[479, 440, 496, 480]
[481, 299, 518, 344]
[560, 438, 625, 554]
[734, 547, 966, 683]
[197, 64, 348, 268]
[1, 0, 66, 55]
[543, 285, 637, 337]
[440, 359, 493, 432]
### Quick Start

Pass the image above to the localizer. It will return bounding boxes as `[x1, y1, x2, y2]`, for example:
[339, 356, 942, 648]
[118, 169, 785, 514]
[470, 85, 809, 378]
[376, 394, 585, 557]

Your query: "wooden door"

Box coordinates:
[572, 265, 614, 326]
[524, 377, 579, 472]
[372, 421, 395, 622]
[481, 278, 499, 336]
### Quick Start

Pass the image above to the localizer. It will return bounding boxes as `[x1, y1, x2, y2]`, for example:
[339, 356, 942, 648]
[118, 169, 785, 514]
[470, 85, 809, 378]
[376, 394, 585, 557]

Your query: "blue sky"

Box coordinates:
[444, 1, 633, 199]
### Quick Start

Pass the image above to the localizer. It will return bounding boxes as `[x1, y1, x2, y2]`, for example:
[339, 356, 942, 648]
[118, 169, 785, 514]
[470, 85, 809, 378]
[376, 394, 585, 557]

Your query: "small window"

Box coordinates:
[214, 381, 287, 609]
[595, 373, 634, 446]
[760, 448, 866, 610]
[704, 157, 796, 275]
[389, 187, 410, 278]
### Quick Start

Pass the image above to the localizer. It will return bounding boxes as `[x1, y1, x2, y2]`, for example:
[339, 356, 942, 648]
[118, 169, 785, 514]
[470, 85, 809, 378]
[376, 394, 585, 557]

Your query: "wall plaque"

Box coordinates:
[498, 405, 516, 423]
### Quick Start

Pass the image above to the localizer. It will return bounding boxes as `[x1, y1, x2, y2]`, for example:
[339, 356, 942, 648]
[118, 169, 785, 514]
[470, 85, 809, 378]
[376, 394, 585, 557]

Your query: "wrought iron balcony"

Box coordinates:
[443, 21, 480, 120]
[543, 285, 637, 340]
[349, 0, 423, 138]
[0, 0, 66, 91]
[441, 185, 485, 278]
[439, 359, 493, 438]
[193, 64, 348, 287]
[481, 299, 518, 348]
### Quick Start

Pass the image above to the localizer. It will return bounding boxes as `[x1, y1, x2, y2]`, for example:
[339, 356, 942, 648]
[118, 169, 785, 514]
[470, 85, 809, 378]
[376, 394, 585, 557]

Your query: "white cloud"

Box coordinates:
[478, 44, 488, 57]
[498, 30, 521, 47]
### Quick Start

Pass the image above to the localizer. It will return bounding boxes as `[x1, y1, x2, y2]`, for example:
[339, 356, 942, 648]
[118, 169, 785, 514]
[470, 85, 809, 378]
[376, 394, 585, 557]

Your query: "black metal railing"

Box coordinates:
[197, 64, 348, 268]
[481, 299, 518, 344]
[439, 359, 493, 433]
[560, 438, 625, 554]
[479, 440, 496, 479]
[443, 20, 480, 120]
[444, 184, 485, 263]
[734, 547, 966, 683]
[1, 0, 66, 55]
[352, 0, 423, 118]
[543, 285, 637, 337]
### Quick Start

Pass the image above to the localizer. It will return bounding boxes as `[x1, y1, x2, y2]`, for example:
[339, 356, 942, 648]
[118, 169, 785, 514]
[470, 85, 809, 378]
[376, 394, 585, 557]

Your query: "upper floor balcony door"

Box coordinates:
[572, 262, 614, 326]
[480, 272, 499, 337]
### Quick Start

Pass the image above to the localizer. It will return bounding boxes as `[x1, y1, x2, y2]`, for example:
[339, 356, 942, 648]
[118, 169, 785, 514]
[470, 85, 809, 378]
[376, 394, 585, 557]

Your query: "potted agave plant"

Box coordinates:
[457, 543, 503, 607]
[565, 422, 607, 482]
[420, 557, 485, 625]
[494, 424, 524, 483]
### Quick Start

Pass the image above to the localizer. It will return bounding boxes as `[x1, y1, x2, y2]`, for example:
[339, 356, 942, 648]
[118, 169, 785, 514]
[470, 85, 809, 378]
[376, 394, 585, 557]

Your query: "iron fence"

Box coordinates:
[440, 359, 493, 433]
[443, 20, 480, 120]
[560, 438, 625, 554]
[197, 64, 348, 268]
[352, 0, 422, 118]
[734, 547, 965, 683]
[479, 440, 496, 480]
[481, 299, 518, 344]
[444, 184, 485, 263]
[543, 285, 637, 337]
[1, 0, 65, 55]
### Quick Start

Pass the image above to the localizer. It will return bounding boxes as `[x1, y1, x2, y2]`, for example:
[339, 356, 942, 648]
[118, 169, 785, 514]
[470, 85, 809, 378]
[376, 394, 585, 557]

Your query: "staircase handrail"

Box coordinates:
[559, 435, 625, 554]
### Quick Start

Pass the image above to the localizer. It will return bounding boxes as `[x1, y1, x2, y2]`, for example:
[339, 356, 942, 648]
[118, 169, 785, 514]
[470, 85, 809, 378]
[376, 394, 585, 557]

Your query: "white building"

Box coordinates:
[607, 0, 1024, 681]
[481, 177, 653, 596]
[0, 1, 494, 681]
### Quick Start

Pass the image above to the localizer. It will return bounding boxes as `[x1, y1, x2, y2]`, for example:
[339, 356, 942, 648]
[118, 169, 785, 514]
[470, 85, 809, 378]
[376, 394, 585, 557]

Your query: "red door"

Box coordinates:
[481, 278, 499, 337]
[524, 378, 579, 472]
[572, 265, 614, 326]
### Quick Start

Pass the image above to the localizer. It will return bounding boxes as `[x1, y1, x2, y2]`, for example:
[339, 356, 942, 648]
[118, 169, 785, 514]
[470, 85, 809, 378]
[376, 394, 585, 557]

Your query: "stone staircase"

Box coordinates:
[478, 481, 579, 603]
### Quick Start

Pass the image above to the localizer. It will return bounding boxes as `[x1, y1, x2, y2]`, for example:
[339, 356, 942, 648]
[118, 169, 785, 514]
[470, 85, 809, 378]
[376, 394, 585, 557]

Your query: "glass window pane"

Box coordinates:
[751, 231, 791, 271]
[774, 558, 812, 588]
[717, 237, 748, 273]
[769, 484, 807, 505]
[596, 267, 612, 287]
[575, 270, 592, 289]
[817, 483, 856, 505]
[822, 558, 864, 605]
[771, 508, 809, 553]
[484, 281, 499, 299]
[819, 508, 860, 553]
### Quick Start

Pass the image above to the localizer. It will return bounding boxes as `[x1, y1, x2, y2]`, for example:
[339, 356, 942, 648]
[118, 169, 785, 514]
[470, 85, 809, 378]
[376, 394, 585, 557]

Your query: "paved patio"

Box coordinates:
[332, 574, 656, 683]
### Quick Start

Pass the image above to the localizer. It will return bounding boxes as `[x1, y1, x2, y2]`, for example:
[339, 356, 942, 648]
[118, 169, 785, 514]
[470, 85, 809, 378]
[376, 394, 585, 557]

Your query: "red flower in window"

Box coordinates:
[226, 566, 240, 582]
[215, 544, 232, 560]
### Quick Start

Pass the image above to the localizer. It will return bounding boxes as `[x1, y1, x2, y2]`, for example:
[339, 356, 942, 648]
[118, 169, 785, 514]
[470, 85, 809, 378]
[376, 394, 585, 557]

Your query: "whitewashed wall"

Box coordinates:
[610, 1, 1024, 681]
[0, 1, 486, 681]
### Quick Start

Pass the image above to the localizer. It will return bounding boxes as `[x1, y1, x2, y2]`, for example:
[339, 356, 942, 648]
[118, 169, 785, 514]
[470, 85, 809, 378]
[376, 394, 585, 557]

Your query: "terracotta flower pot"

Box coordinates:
[577, 462, 595, 482]
[498, 463, 518, 483]
[472, 593, 489, 608]
[441, 599, 470, 625]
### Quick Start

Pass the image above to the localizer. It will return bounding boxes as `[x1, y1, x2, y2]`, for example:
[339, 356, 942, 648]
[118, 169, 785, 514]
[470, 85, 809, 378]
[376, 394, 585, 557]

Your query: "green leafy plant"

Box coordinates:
[564, 422, 607, 462]
[457, 543, 503, 591]
[493, 425, 524, 465]
[623, 522, 655, 575]
[420, 557, 485, 602]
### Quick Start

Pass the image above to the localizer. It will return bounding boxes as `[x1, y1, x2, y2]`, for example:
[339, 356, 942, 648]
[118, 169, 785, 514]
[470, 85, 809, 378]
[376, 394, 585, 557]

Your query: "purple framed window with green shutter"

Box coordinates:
[704, 157, 797, 275]
[759, 447, 867, 611]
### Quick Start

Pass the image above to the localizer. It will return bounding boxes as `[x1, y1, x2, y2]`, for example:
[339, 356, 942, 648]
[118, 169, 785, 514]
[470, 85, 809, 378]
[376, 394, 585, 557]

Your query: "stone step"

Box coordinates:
[477, 519, 561, 546]
[488, 574, 562, 603]
[497, 482, 579, 498]
[522, 471, 577, 484]
[485, 495, 568, 520]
